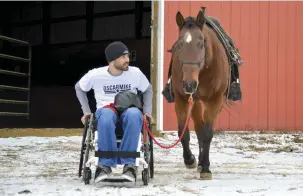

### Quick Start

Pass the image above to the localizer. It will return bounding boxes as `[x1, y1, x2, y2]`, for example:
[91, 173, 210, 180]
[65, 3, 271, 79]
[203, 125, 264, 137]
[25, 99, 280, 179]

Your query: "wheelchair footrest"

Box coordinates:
[95, 151, 140, 158]
[101, 177, 135, 183]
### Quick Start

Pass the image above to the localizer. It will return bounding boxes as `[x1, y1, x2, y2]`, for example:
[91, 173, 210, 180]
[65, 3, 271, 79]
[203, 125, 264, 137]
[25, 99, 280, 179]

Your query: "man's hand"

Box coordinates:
[144, 113, 153, 124]
[81, 113, 92, 125]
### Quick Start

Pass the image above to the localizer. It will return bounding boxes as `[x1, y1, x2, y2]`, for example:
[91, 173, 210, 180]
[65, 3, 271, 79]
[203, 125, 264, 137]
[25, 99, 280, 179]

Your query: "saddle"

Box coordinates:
[162, 7, 243, 103]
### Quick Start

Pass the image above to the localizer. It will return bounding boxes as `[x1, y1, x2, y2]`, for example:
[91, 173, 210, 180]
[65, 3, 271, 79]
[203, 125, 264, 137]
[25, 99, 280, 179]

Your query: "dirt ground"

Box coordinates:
[0, 128, 83, 138]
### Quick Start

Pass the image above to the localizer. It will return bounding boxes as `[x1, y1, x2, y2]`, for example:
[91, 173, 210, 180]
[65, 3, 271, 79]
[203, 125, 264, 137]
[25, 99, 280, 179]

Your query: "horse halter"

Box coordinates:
[179, 52, 205, 67]
[170, 35, 206, 96]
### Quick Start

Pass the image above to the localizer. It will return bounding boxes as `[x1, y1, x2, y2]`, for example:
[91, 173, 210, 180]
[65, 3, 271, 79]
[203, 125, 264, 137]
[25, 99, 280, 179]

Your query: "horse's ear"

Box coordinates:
[176, 11, 184, 28]
[196, 11, 206, 29]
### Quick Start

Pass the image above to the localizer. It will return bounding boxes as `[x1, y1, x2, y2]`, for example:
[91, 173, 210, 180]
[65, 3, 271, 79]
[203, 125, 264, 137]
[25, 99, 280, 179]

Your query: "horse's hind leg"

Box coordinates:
[198, 94, 223, 180]
[175, 95, 196, 168]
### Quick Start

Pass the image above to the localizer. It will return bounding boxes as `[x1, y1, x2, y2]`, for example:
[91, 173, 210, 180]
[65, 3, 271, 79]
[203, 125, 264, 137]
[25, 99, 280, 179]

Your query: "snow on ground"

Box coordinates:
[0, 131, 303, 196]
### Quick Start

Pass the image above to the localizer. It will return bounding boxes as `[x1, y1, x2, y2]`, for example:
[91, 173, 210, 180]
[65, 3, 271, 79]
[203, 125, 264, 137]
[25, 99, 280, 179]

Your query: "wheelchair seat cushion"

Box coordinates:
[114, 90, 143, 115]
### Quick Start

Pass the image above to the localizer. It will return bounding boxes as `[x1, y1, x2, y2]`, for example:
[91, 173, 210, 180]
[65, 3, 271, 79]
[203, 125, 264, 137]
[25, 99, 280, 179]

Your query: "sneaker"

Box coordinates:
[94, 165, 112, 183]
[121, 164, 137, 182]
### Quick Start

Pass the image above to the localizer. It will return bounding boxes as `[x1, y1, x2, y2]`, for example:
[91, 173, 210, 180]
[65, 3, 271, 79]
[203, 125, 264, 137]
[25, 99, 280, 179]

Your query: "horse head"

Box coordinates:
[173, 10, 206, 95]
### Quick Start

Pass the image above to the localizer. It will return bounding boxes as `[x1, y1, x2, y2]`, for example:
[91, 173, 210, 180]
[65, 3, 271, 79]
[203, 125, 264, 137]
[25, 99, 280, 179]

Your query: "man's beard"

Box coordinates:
[114, 62, 129, 71]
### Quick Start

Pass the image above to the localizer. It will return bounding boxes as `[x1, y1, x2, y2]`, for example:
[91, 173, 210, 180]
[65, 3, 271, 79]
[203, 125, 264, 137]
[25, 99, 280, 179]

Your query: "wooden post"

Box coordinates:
[150, 1, 162, 136]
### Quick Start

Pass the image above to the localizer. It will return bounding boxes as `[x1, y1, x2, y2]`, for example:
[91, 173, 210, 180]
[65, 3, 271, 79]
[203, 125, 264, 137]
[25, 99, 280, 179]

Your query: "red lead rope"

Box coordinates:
[143, 95, 194, 149]
[103, 97, 194, 150]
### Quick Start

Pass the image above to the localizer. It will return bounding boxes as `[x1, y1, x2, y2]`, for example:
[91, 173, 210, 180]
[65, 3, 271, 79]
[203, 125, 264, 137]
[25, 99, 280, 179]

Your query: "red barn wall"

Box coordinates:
[163, 1, 303, 131]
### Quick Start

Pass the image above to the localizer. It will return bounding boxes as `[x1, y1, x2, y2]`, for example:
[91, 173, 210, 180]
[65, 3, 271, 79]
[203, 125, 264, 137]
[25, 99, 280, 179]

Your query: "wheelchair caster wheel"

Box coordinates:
[142, 169, 149, 185]
[83, 167, 91, 185]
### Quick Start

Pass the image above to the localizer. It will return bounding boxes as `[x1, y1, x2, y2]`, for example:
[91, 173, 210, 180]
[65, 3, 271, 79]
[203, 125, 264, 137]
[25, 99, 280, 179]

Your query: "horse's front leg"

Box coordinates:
[198, 95, 223, 180]
[175, 95, 196, 168]
[190, 100, 204, 172]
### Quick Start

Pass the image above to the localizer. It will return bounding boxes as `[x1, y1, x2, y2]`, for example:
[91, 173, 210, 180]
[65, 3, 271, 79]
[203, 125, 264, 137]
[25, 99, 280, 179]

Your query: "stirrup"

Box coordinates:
[162, 78, 175, 103]
[228, 80, 242, 101]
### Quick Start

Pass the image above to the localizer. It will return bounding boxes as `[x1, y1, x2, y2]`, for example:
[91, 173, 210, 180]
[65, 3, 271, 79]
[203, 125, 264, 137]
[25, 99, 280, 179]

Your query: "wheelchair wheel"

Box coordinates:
[142, 168, 149, 185]
[143, 120, 154, 184]
[78, 115, 93, 185]
[149, 132, 154, 179]
[78, 116, 89, 178]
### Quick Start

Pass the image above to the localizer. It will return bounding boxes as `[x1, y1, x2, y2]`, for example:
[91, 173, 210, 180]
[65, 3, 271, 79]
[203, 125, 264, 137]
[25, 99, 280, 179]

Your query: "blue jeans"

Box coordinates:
[95, 107, 143, 167]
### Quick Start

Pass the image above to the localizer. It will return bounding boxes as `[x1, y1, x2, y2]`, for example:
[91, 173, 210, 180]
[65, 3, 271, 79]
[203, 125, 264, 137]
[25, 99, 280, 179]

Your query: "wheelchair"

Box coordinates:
[78, 108, 154, 186]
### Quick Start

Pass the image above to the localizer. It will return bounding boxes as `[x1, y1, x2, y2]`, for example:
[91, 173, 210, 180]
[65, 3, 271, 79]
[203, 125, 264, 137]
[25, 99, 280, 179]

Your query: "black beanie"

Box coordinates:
[105, 41, 129, 63]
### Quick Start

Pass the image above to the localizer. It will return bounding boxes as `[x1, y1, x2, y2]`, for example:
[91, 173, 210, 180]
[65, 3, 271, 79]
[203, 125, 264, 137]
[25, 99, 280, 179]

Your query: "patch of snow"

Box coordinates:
[0, 133, 302, 196]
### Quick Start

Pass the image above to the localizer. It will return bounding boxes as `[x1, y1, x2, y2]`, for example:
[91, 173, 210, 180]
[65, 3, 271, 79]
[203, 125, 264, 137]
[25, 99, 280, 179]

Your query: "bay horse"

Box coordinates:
[170, 10, 230, 179]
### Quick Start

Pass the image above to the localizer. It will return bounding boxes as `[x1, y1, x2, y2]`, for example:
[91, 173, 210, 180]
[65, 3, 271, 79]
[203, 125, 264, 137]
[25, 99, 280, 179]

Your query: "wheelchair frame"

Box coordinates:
[78, 112, 154, 186]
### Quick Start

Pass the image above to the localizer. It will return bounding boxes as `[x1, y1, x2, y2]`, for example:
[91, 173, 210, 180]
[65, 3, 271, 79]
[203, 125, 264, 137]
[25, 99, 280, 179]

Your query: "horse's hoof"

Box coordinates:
[200, 172, 212, 180]
[184, 155, 197, 169]
[197, 166, 212, 179]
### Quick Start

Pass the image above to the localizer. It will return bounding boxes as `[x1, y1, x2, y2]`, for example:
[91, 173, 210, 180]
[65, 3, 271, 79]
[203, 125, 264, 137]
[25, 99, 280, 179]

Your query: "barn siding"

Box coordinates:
[163, 1, 303, 131]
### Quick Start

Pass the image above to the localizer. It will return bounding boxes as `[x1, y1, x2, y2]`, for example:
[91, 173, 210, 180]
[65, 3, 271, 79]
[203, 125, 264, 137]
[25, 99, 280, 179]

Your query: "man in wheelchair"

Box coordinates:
[75, 41, 153, 183]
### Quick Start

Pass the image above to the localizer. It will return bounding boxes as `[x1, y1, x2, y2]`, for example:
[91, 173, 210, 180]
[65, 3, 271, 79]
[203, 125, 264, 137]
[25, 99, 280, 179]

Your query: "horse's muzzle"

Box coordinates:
[183, 81, 198, 94]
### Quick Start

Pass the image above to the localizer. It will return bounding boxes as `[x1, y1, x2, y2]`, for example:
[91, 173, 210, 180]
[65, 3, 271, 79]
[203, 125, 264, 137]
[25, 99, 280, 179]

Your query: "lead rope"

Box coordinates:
[143, 95, 194, 149]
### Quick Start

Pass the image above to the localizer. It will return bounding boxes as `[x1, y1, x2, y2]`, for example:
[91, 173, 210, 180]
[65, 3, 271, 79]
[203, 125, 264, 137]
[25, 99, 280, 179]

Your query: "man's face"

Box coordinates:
[113, 54, 130, 71]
